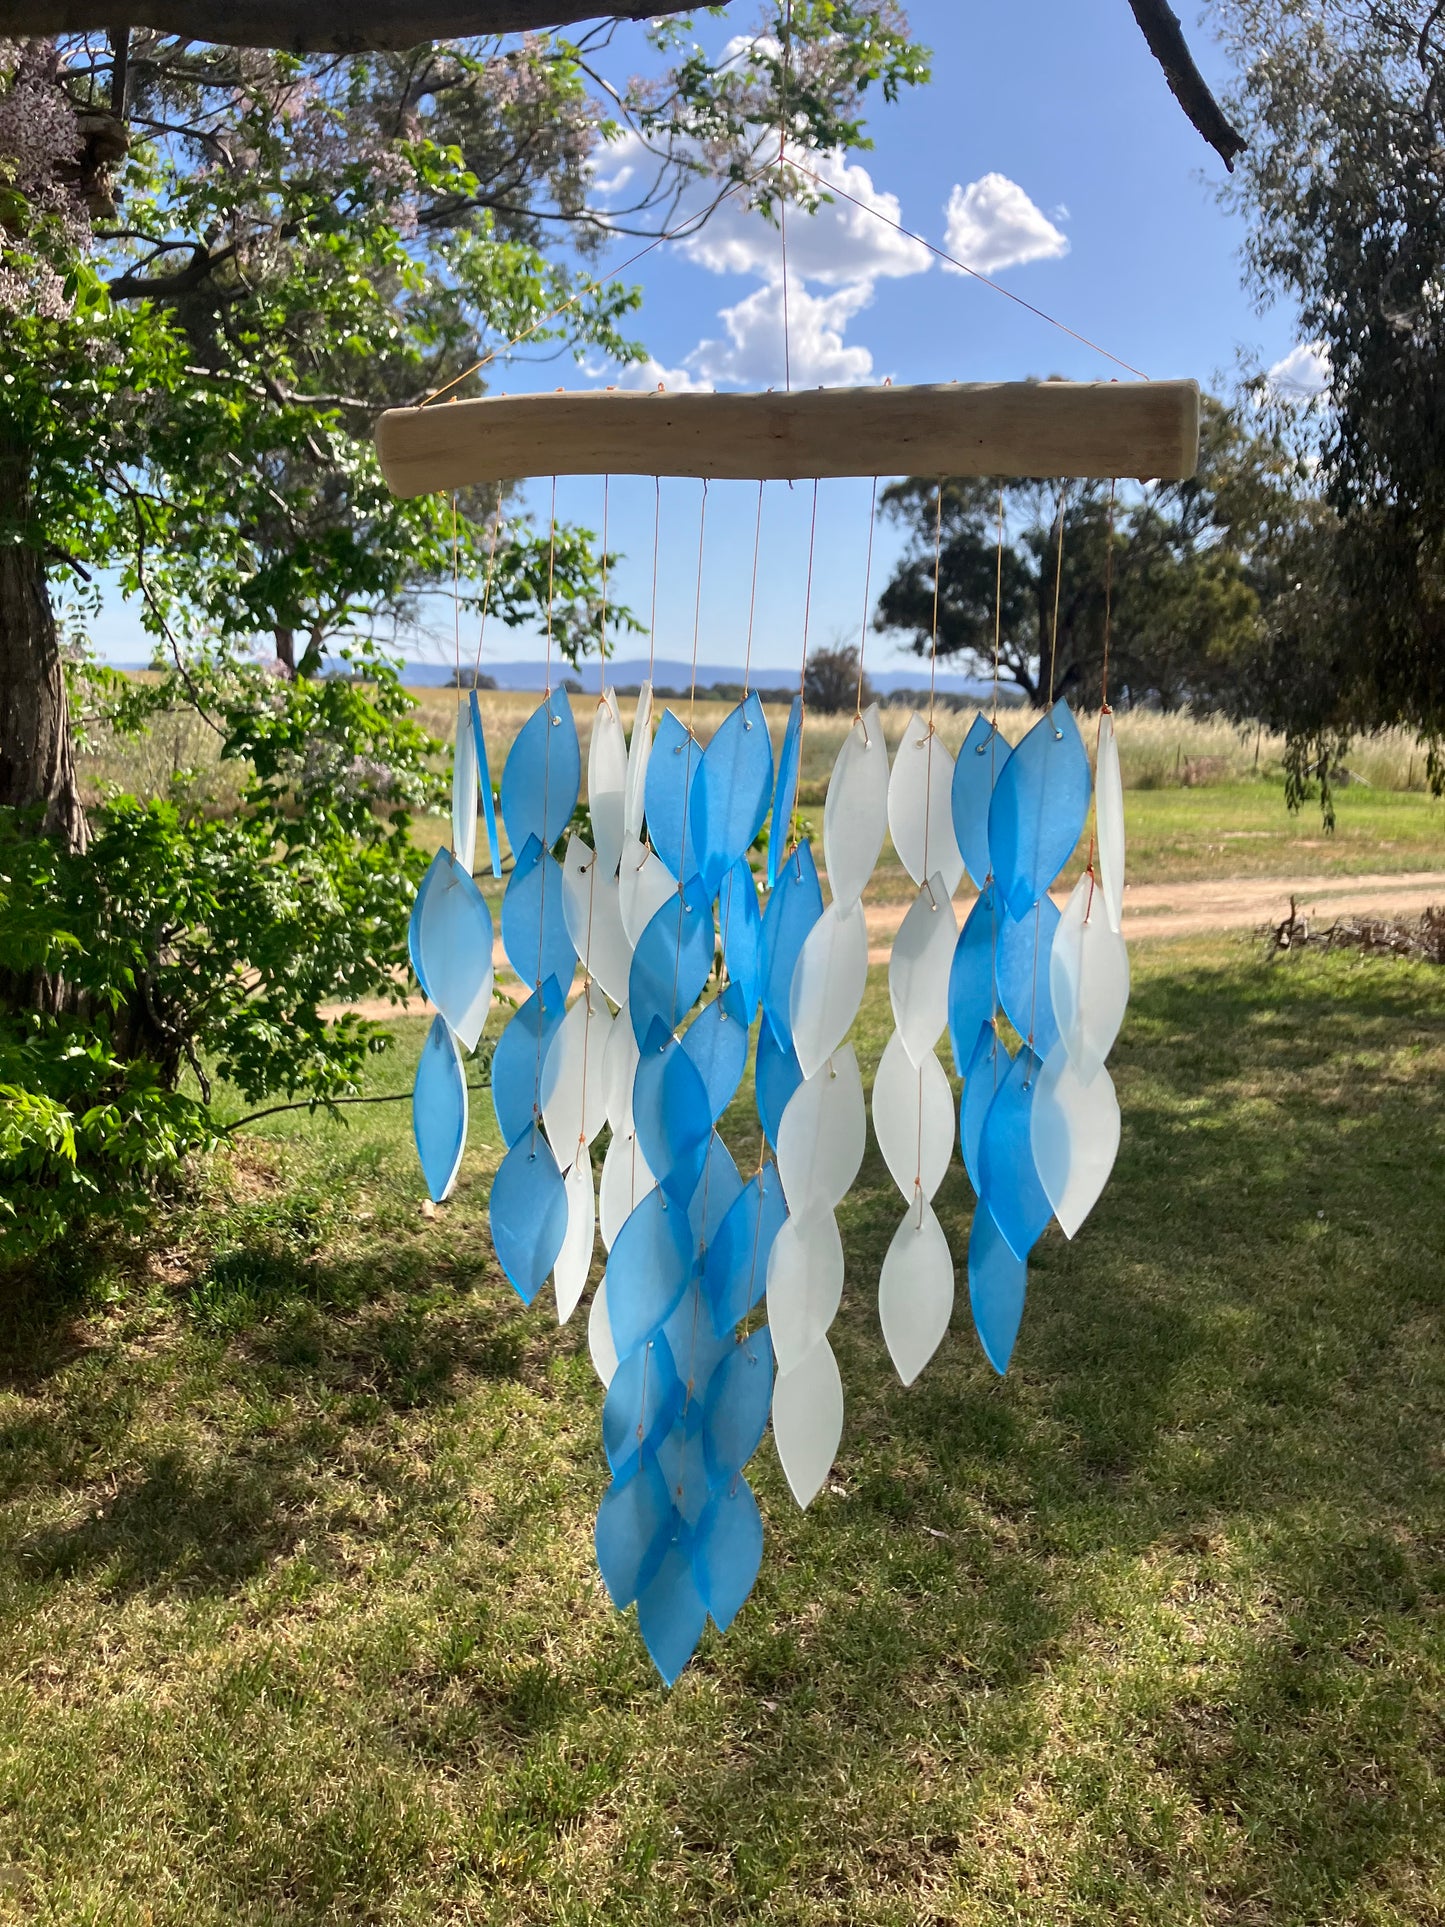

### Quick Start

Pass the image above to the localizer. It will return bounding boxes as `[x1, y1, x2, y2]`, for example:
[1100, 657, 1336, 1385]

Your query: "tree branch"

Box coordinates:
[1126, 0, 1247, 172]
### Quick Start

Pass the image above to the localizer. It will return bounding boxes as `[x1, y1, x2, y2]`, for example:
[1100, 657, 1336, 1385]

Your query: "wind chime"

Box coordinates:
[376, 123, 1198, 1681]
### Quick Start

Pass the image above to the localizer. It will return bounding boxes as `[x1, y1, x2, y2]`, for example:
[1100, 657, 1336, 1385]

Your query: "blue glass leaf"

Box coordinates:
[996, 896, 1062, 1059]
[412, 1013, 467, 1202]
[760, 839, 823, 1050]
[961, 1019, 1006, 1197]
[603, 1333, 683, 1478]
[704, 1160, 788, 1336]
[605, 1183, 695, 1358]
[633, 1017, 713, 1206]
[979, 1044, 1053, 1262]
[407, 850, 441, 1001]
[490, 974, 565, 1147]
[947, 882, 1000, 1077]
[662, 1285, 733, 1428]
[688, 1133, 744, 1250]
[643, 709, 701, 883]
[768, 695, 803, 889]
[701, 1327, 774, 1483]
[500, 689, 581, 856]
[637, 1535, 708, 1686]
[969, 1203, 1028, 1375]
[951, 714, 1013, 891]
[680, 984, 750, 1126]
[595, 1456, 673, 1609]
[417, 847, 494, 1050]
[469, 689, 503, 880]
[755, 1019, 802, 1150]
[655, 1422, 714, 1527]
[489, 1123, 568, 1305]
[628, 875, 716, 1047]
[502, 833, 575, 993]
[988, 703, 1091, 922]
[691, 694, 774, 901]
[693, 1478, 764, 1632]
[719, 859, 763, 1018]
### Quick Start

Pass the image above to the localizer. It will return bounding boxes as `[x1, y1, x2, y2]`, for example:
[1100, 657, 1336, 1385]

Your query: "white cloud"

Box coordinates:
[687, 279, 876, 388]
[1267, 341, 1331, 396]
[942, 174, 1069, 276]
[614, 355, 711, 394]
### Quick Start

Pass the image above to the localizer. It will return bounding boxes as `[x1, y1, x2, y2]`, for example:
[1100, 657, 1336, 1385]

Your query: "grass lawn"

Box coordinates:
[1, 939, 1442, 1923]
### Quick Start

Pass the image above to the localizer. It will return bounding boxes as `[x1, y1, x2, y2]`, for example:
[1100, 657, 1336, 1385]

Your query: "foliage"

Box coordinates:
[803, 641, 874, 713]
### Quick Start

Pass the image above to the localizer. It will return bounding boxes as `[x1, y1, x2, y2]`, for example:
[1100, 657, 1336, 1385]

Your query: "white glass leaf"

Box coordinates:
[771, 1335, 843, 1510]
[1031, 1042, 1120, 1238]
[871, 1030, 955, 1204]
[452, 693, 478, 877]
[889, 875, 958, 1067]
[788, 899, 868, 1081]
[775, 1044, 865, 1215]
[878, 1197, 955, 1386]
[765, 1205, 845, 1374]
[602, 1005, 640, 1134]
[1051, 873, 1131, 1084]
[561, 835, 632, 1005]
[540, 982, 611, 1159]
[1096, 711, 1126, 934]
[822, 703, 889, 909]
[599, 1126, 656, 1250]
[623, 682, 655, 840]
[588, 1274, 619, 1387]
[589, 688, 628, 879]
[553, 1150, 596, 1324]
[886, 712, 964, 895]
[619, 832, 676, 949]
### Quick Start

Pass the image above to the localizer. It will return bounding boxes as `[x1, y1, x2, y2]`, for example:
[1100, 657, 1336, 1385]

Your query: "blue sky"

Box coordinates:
[91, 2, 1314, 677]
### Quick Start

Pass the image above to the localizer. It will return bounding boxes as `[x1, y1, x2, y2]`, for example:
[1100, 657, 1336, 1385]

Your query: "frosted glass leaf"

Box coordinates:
[451, 692, 478, 878]
[603, 1332, 681, 1478]
[632, 1018, 712, 1207]
[469, 690, 502, 880]
[502, 833, 575, 994]
[968, 1203, 1027, 1375]
[765, 1206, 845, 1374]
[871, 1030, 954, 1204]
[988, 702, 1091, 921]
[553, 1150, 595, 1325]
[407, 849, 442, 1001]
[623, 680, 654, 840]
[703, 1160, 787, 1336]
[760, 839, 823, 1049]
[560, 836, 631, 1006]
[412, 1013, 467, 1203]
[604, 1186, 694, 1359]
[417, 847, 494, 1051]
[588, 1275, 619, 1386]
[628, 876, 715, 1047]
[691, 693, 774, 901]
[979, 1044, 1052, 1262]
[619, 833, 676, 949]
[889, 876, 958, 1067]
[755, 1018, 803, 1150]
[637, 1536, 708, 1686]
[775, 1045, 865, 1217]
[961, 1019, 1006, 1198]
[947, 882, 999, 1076]
[701, 1327, 774, 1484]
[879, 1199, 954, 1387]
[1051, 872, 1131, 1084]
[688, 1133, 743, 1249]
[656, 1425, 715, 1531]
[951, 712, 1012, 890]
[719, 859, 762, 1018]
[1031, 1042, 1120, 1239]
[595, 1455, 672, 1608]
[771, 1336, 843, 1510]
[489, 1124, 569, 1306]
[490, 975, 566, 1147]
[589, 688, 628, 878]
[996, 896, 1062, 1060]
[768, 694, 803, 889]
[599, 1127, 656, 1251]
[500, 689, 581, 856]
[887, 711, 964, 894]
[789, 899, 868, 1081]
[540, 981, 611, 1160]
[680, 984, 749, 1126]
[661, 1279, 732, 1407]
[822, 703, 889, 909]
[693, 1477, 763, 1632]
[644, 708, 701, 883]
[602, 1010, 640, 1134]
[1096, 711, 1125, 934]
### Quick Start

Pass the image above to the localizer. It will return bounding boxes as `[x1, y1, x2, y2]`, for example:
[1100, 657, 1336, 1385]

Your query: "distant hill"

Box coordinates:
[398, 657, 1023, 702]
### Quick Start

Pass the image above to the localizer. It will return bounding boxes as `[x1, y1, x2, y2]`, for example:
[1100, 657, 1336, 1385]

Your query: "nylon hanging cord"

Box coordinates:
[743, 479, 765, 697]
[778, 0, 794, 393]
[648, 477, 661, 680]
[471, 507, 504, 681]
[791, 477, 821, 858]
[1100, 478, 1117, 713]
[544, 476, 558, 699]
[1045, 489, 1068, 715]
[855, 477, 879, 723]
[598, 473, 610, 697]
[919, 481, 944, 897]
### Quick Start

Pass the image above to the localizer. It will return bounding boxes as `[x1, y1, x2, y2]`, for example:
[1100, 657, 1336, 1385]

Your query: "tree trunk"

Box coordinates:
[0, 434, 87, 852]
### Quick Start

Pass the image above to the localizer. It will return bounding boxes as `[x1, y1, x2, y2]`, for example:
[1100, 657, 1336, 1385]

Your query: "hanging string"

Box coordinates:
[671, 482, 709, 1030]
[1100, 477, 1117, 714]
[790, 477, 821, 857]
[687, 479, 709, 739]
[778, 0, 794, 392]
[743, 479, 765, 697]
[470, 507, 504, 682]
[598, 473, 610, 697]
[855, 476, 878, 722]
[1045, 488, 1068, 715]
[919, 481, 944, 896]
[991, 488, 1005, 735]
[544, 475, 558, 699]
[648, 476, 661, 680]
[451, 493, 462, 692]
